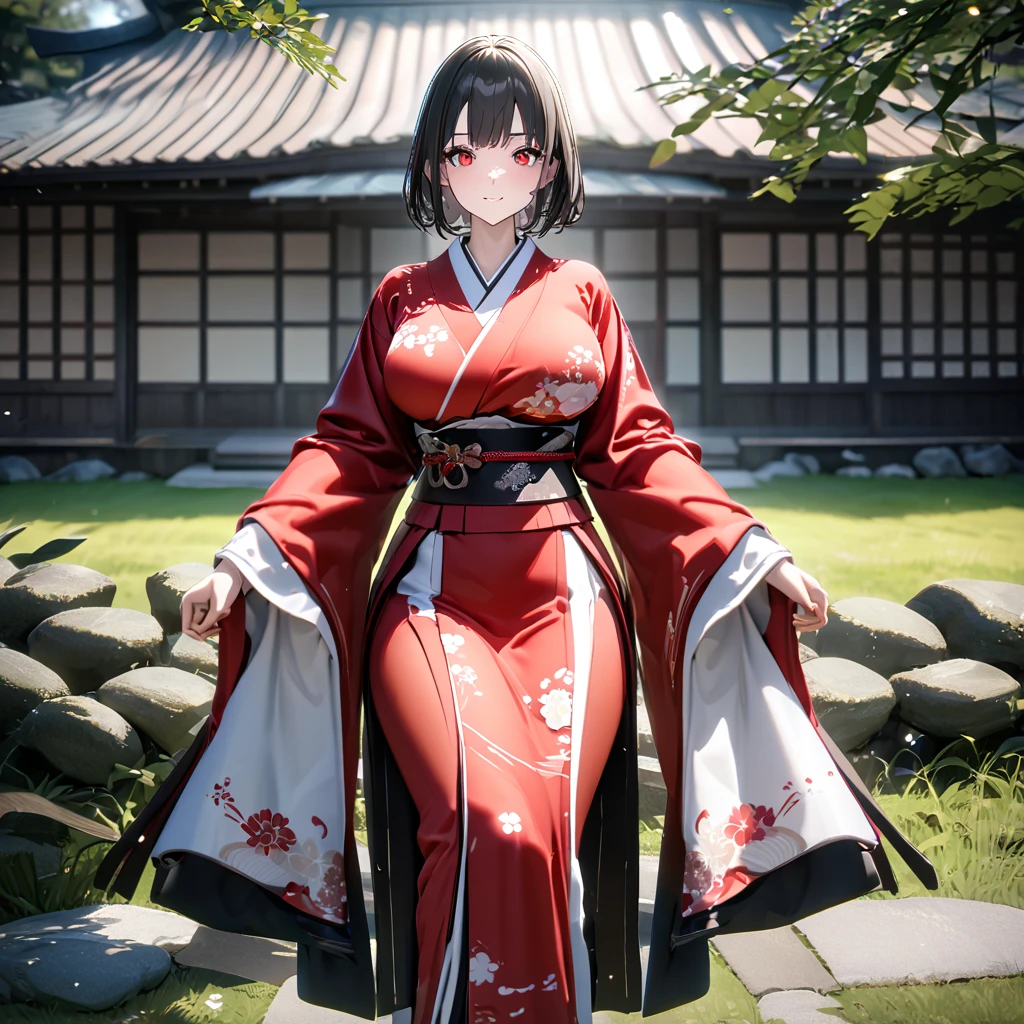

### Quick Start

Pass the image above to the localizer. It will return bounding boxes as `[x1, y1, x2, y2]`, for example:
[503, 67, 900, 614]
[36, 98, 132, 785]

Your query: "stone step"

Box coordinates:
[795, 895, 1024, 986]
[710, 926, 837, 997]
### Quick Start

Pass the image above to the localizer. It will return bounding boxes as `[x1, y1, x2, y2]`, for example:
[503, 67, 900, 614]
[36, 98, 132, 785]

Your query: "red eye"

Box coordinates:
[514, 149, 540, 167]
[458, 151, 472, 167]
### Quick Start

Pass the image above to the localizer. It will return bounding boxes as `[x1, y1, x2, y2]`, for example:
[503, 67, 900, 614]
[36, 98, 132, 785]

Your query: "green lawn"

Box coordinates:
[1, 476, 1022, 613]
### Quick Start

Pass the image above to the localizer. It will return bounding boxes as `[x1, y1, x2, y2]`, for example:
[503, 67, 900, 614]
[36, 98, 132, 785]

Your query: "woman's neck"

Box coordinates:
[465, 214, 518, 281]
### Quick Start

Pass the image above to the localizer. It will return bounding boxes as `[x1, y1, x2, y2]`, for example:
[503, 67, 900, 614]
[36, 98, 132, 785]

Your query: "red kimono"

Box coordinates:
[97, 236, 937, 1023]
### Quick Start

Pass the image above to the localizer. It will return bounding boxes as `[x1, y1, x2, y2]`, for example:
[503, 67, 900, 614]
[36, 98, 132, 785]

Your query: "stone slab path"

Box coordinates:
[172, 925, 298, 986]
[710, 925, 838, 997]
[795, 895, 1024, 986]
[5, 866, 1024, 1021]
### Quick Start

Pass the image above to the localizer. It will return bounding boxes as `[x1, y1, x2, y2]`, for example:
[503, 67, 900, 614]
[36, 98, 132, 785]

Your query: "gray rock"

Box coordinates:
[0, 933, 169, 1010]
[44, 459, 117, 483]
[796, 896, 1024, 986]
[840, 448, 866, 463]
[835, 465, 872, 478]
[802, 657, 897, 752]
[97, 666, 215, 754]
[889, 659, 1021, 739]
[146, 563, 212, 634]
[874, 462, 917, 479]
[0, 835, 60, 878]
[783, 452, 820, 475]
[912, 445, 968, 478]
[0, 455, 41, 483]
[0, 904, 199, 955]
[160, 631, 218, 681]
[27, 607, 164, 693]
[805, 596, 946, 677]
[15, 695, 142, 785]
[798, 643, 819, 664]
[0, 648, 70, 728]
[757, 990, 844, 1024]
[0, 563, 116, 647]
[960, 443, 1022, 477]
[117, 470, 153, 482]
[907, 579, 1024, 670]
[754, 459, 805, 483]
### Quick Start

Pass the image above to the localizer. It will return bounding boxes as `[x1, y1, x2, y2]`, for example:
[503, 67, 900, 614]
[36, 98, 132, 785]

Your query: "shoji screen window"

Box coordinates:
[881, 232, 1019, 380]
[282, 232, 331, 383]
[666, 228, 700, 386]
[603, 228, 658, 373]
[0, 208, 20, 380]
[137, 232, 202, 383]
[720, 231, 867, 384]
[0, 205, 114, 381]
[206, 232, 276, 383]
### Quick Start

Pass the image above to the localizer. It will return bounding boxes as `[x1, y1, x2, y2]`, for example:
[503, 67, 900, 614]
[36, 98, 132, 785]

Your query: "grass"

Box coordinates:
[825, 975, 1024, 1024]
[741, 476, 1024, 605]
[1, 476, 1022, 612]
[865, 737, 1024, 910]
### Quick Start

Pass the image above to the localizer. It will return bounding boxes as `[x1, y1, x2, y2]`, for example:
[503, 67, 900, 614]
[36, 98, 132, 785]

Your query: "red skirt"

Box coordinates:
[369, 519, 627, 1024]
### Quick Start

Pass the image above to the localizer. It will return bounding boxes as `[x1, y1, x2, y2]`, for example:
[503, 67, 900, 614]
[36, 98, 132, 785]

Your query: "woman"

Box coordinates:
[97, 36, 937, 1024]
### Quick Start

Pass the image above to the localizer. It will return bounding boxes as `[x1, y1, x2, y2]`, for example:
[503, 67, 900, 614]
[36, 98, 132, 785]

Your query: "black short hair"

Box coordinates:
[404, 35, 584, 238]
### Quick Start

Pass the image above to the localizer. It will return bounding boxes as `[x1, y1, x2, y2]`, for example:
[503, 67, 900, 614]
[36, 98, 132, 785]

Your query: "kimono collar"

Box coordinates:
[447, 235, 537, 325]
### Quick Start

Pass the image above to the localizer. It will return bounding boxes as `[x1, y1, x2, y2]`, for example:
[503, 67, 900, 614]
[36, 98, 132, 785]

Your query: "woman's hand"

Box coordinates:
[765, 560, 829, 633]
[181, 560, 243, 642]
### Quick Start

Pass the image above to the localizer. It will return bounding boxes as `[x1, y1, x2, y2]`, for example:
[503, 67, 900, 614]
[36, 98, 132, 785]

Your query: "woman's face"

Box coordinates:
[437, 102, 559, 226]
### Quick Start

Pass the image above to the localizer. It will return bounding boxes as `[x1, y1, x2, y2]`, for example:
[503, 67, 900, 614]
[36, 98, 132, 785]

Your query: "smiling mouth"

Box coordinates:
[483, 196, 503, 201]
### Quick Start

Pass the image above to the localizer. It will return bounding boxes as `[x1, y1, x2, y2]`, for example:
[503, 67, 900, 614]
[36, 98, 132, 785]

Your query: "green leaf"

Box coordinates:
[649, 138, 677, 168]
[844, 124, 869, 160]
[0, 524, 28, 551]
[974, 116, 999, 146]
[915, 832, 948, 852]
[994, 737, 1024, 759]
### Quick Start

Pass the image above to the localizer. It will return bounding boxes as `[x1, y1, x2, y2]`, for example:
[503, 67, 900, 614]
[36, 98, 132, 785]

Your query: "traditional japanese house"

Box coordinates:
[0, 0, 1020, 465]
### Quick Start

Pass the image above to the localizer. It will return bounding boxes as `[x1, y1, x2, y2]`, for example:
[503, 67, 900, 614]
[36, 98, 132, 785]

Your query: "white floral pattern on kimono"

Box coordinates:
[389, 321, 450, 357]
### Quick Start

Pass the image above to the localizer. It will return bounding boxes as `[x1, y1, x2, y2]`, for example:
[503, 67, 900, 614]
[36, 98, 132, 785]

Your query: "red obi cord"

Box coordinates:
[422, 443, 576, 479]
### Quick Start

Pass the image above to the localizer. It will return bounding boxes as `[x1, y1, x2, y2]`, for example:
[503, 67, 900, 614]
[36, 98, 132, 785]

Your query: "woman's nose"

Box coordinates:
[488, 167, 506, 182]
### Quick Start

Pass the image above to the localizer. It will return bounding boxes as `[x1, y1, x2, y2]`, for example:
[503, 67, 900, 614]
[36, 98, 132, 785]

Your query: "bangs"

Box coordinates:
[449, 48, 546, 151]
[404, 35, 584, 238]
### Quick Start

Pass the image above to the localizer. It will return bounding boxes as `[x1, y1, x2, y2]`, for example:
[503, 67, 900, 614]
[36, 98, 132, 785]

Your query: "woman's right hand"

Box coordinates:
[181, 560, 244, 641]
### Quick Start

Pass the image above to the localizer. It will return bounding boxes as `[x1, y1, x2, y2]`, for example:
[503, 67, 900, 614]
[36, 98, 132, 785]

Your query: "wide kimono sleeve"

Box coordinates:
[572, 269, 937, 1015]
[96, 269, 421, 1019]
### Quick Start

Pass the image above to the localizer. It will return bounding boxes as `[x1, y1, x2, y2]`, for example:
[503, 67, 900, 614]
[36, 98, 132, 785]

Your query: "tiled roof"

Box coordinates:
[0, 0, 937, 174]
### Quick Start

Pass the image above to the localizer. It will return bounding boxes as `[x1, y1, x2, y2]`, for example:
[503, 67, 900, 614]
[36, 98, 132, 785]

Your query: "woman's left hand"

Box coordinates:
[765, 560, 829, 633]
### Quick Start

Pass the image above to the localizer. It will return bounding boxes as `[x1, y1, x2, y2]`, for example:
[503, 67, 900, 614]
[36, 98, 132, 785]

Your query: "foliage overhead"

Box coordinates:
[184, 0, 344, 87]
[0, 0, 83, 103]
[645, 0, 1024, 237]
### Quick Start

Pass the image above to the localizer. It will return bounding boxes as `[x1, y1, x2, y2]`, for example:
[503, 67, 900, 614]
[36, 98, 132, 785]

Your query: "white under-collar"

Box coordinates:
[447, 235, 536, 325]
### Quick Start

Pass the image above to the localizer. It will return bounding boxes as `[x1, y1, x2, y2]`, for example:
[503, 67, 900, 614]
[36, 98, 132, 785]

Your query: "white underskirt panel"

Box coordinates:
[678, 527, 877, 917]
[153, 523, 349, 924]
[563, 528, 602, 1024]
